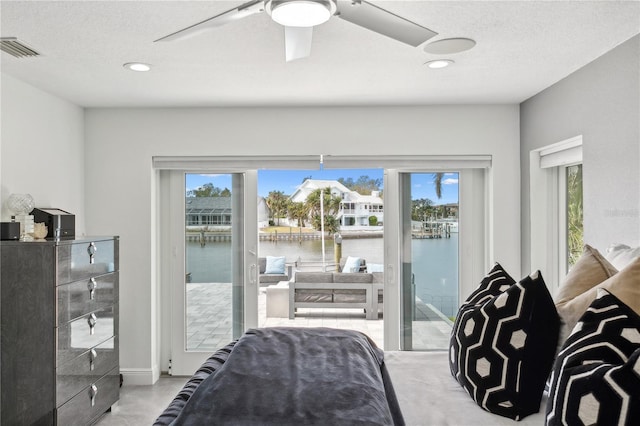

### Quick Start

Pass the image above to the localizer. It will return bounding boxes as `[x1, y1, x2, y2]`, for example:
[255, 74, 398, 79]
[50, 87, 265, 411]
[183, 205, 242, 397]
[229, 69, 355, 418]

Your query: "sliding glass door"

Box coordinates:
[256, 168, 385, 348]
[399, 172, 459, 350]
[157, 156, 488, 365]
[385, 167, 486, 351]
[162, 170, 257, 375]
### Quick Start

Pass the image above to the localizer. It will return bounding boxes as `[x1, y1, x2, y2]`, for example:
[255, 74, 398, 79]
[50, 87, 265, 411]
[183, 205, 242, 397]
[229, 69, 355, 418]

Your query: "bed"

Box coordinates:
[155, 245, 639, 425]
[153, 332, 548, 426]
[154, 327, 404, 425]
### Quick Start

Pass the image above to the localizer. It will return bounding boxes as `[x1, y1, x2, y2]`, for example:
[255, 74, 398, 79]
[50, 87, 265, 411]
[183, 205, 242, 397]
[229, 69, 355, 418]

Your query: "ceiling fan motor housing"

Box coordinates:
[266, 0, 338, 27]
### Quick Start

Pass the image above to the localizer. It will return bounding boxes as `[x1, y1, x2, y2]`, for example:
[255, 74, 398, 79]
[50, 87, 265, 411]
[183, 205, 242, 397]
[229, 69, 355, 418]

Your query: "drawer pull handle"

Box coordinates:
[88, 278, 97, 300]
[88, 313, 97, 335]
[89, 384, 98, 407]
[88, 242, 97, 264]
[90, 348, 98, 371]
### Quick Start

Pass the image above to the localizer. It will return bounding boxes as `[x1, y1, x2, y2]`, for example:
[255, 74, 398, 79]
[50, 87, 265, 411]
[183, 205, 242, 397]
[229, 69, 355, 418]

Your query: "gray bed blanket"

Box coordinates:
[172, 327, 403, 425]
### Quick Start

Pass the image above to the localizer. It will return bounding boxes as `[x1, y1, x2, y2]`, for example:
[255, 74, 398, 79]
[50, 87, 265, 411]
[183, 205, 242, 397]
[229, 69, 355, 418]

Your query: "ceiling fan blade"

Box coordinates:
[336, 0, 437, 47]
[155, 0, 265, 42]
[285, 26, 313, 62]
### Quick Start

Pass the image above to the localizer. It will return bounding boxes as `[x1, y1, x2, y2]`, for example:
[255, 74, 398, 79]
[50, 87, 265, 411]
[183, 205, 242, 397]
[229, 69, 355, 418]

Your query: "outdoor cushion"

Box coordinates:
[333, 292, 367, 303]
[264, 256, 286, 274]
[368, 263, 384, 272]
[333, 273, 373, 283]
[295, 272, 334, 283]
[342, 256, 362, 273]
[294, 289, 333, 303]
[259, 274, 286, 284]
[333, 273, 370, 303]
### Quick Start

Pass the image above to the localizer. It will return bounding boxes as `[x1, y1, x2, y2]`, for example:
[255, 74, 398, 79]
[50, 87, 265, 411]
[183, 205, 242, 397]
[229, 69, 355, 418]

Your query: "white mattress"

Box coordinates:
[385, 351, 546, 426]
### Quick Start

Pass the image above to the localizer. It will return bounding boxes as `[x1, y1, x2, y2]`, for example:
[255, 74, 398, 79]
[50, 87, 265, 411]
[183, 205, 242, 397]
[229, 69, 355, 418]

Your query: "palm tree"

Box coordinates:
[312, 214, 340, 235]
[412, 198, 434, 221]
[287, 201, 308, 227]
[265, 190, 288, 226]
[305, 188, 341, 233]
[188, 183, 230, 197]
[305, 188, 340, 217]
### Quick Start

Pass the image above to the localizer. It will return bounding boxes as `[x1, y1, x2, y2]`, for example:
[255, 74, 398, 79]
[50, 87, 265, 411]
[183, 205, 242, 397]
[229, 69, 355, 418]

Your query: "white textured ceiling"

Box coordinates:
[1, 0, 639, 107]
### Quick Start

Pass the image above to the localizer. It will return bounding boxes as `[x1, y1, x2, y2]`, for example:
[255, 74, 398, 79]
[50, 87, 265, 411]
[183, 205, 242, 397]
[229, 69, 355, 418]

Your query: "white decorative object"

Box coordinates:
[33, 222, 48, 239]
[6, 193, 34, 215]
[6, 193, 35, 241]
[13, 215, 35, 241]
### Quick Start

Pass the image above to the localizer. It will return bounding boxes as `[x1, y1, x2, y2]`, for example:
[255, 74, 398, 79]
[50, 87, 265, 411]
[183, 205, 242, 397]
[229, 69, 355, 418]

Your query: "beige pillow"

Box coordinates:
[555, 245, 618, 345]
[555, 245, 617, 305]
[557, 255, 640, 342]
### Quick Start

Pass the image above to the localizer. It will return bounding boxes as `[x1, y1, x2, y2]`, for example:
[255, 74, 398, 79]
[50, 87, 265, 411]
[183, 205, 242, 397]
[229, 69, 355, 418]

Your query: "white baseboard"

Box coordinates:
[120, 365, 161, 386]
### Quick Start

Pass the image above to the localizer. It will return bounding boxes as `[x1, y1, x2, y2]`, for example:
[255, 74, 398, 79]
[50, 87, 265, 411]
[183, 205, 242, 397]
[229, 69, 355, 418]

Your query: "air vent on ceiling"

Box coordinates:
[0, 37, 40, 58]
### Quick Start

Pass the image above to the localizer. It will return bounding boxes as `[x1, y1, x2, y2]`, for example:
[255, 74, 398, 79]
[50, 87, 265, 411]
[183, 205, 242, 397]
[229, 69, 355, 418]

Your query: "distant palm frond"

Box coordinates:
[433, 173, 444, 199]
[567, 165, 583, 267]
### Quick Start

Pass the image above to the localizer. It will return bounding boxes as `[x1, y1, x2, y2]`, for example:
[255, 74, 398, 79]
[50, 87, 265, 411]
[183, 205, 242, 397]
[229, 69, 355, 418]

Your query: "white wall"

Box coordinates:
[84, 105, 520, 383]
[3, 34, 636, 386]
[0, 73, 85, 233]
[520, 35, 640, 272]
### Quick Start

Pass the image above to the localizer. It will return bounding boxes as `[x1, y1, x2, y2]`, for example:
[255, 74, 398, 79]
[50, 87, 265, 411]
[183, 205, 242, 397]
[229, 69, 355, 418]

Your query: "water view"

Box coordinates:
[186, 234, 458, 317]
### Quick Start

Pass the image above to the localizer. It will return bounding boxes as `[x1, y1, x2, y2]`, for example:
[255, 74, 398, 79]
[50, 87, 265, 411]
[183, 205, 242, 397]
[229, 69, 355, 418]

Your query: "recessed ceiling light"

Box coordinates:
[424, 38, 476, 55]
[425, 59, 454, 69]
[123, 62, 151, 72]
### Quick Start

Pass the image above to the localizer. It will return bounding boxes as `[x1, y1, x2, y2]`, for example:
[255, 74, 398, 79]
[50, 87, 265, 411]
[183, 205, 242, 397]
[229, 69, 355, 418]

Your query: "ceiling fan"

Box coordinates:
[155, 0, 438, 62]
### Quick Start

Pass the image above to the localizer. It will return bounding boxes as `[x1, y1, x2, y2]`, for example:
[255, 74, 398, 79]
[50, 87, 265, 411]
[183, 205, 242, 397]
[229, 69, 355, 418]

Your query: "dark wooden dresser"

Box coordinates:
[1, 236, 119, 425]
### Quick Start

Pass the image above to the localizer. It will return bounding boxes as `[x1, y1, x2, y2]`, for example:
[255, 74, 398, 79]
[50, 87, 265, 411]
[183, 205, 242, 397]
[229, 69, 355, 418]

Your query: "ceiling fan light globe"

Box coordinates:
[270, 0, 332, 27]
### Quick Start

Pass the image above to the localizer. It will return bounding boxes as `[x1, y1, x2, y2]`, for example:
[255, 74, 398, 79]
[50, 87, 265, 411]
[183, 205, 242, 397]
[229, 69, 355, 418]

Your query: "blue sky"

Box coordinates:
[186, 169, 459, 204]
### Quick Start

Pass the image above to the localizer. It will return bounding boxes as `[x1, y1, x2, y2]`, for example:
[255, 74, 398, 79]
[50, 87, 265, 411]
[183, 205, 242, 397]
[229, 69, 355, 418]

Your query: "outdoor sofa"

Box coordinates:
[258, 256, 293, 285]
[288, 271, 384, 320]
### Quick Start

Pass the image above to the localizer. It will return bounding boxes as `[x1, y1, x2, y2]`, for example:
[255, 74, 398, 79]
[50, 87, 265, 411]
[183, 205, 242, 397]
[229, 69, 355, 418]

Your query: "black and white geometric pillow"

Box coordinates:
[449, 264, 560, 420]
[546, 289, 640, 426]
[461, 262, 517, 306]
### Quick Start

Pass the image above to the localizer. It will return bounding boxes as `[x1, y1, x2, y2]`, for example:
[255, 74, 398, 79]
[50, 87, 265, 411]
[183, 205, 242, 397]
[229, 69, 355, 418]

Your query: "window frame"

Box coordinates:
[529, 136, 583, 294]
[155, 154, 490, 352]
[561, 163, 583, 274]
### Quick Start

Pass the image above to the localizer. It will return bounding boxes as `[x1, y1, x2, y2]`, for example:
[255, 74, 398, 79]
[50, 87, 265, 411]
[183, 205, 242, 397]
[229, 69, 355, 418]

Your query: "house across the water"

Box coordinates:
[288, 179, 384, 229]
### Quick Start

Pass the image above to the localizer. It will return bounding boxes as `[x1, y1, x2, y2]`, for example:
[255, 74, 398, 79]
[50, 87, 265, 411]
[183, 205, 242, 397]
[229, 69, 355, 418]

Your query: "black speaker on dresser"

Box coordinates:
[31, 207, 75, 238]
[0, 221, 20, 240]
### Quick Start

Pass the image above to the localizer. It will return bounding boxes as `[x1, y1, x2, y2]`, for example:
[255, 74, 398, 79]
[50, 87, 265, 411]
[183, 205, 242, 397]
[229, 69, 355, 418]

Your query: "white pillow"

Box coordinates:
[342, 256, 362, 273]
[367, 263, 384, 273]
[264, 256, 286, 274]
[605, 243, 640, 270]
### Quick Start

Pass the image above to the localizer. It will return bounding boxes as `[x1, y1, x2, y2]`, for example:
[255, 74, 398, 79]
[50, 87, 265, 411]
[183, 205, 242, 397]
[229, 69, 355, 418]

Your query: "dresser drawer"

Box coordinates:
[56, 367, 120, 426]
[57, 238, 118, 285]
[57, 337, 118, 405]
[57, 272, 118, 324]
[57, 306, 116, 366]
